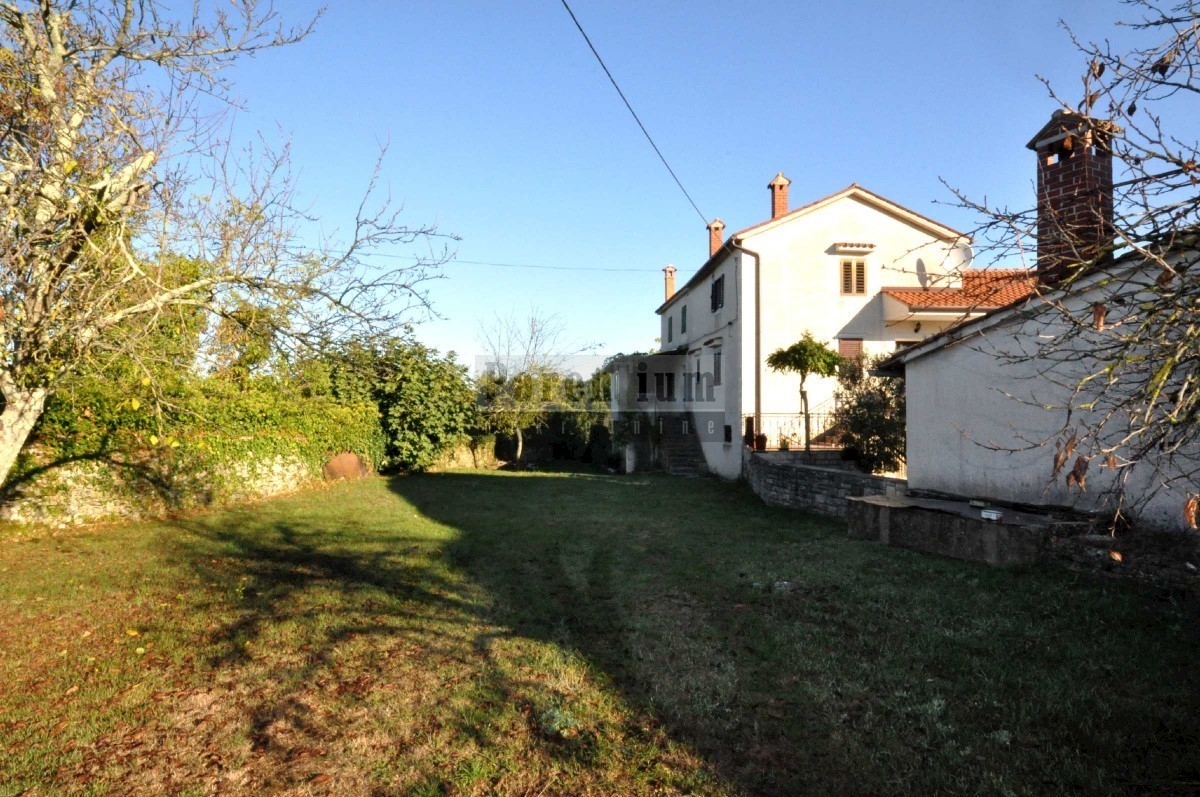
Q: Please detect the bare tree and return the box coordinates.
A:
[0,1,450,486]
[948,0,1200,524]
[476,311,588,464]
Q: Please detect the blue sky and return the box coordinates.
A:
[222,1,1134,369]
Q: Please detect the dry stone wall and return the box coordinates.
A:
[742,447,904,518]
[0,454,313,528]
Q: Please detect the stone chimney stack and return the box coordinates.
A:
[1026,110,1117,285]
[707,218,725,257]
[769,172,791,220]
[663,264,677,302]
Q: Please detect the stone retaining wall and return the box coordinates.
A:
[0,454,313,528]
[742,447,905,518]
[427,438,501,471]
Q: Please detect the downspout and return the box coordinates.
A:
[732,239,763,436]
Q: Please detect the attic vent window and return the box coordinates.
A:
[841,259,867,295]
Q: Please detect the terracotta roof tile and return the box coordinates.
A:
[883,269,1037,310]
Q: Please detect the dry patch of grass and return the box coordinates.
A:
[1,471,1198,796]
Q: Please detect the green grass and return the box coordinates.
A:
[1,471,1197,795]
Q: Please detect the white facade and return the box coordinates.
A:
[894,262,1198,532]
[652,184,976,479]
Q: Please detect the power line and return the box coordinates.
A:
[365,250,661,274]
[558,0,708,224]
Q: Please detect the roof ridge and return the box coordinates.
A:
[731,183,969,241]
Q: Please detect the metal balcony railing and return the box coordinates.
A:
[742,413,839,451]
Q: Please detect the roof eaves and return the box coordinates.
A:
[655,240,735,315]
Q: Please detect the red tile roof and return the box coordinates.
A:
[883,269,1037,310]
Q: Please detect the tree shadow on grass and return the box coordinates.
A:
[390,471,842,795]
[134,472,1200,796]
[152,487,724,795]
[389,471,1200,797]
[143,506,511,793]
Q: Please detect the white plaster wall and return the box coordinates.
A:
[659,253,739,351]
[656,253,746,478]
[905,270,1197,532]
[741,194,972,416]
[655,190,973,478]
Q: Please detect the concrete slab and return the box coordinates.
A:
[847,494,1091,567]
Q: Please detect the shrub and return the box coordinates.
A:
[18,370,385,510]
[321,339,480,472]
[832,355,905,474]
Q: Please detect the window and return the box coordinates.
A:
[710,275,725,312]
[840,259,867,295]
[712,350,722,386]
[838,338,863,359]
[667,316,673,343]
[637,372,648,401]
[681,306,687,334]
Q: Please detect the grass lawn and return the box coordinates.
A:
[1,471,1198,796]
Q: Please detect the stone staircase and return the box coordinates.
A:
[658,413,710,477]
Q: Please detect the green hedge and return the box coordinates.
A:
[14,372,385,510]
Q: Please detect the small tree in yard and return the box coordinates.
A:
[0,1,450,488]
[766,333,843,456]
[832,355,906,474]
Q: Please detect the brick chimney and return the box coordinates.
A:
[663,264,677,302]
[1026,110,1117,285]
[707,218,725,257]
[768,172,791,219]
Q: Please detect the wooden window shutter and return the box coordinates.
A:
[841,260,866,294]
[838,338,863,359]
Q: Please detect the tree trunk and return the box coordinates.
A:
[0,386,48,489]
[515,426,524,464]
[801,388,811,459]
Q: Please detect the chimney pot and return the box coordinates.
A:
[706,218,725,257]
[768,172,791,220]
[663,264,677,302]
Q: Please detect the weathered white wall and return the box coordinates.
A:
[904,269,1197,532]
[741,193,972,415]
[654,189,971,479]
